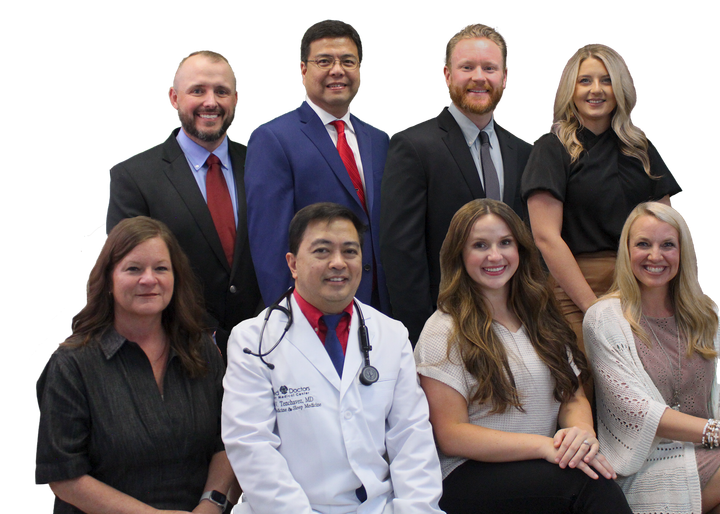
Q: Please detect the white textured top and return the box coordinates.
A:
[584,298,720,514]
[415,310,577,479]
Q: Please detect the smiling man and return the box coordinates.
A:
[107,51,261,360]
[244,20,390,317]
[222,202,443,514]
[380,24,533,344]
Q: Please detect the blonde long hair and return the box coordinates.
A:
[438,199,589,413]
[605,202,717,358]
[553,44,654,177]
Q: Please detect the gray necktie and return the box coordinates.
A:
[480,131,501,201]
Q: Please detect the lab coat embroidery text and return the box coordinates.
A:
[274,385,322,413]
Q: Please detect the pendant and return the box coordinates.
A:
[670,390,681,411]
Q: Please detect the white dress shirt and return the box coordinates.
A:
[305,96,367,193]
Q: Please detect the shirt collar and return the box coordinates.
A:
[293,289,354,331]
[304,96,355,134]
[99,327,127,359]
[99,327,178,362]
[448,103,496,148]
[176,128,231,170]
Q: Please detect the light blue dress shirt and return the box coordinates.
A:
[176,129,238,226]
[447,103,505,198]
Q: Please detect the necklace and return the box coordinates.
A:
[643,315,682,411]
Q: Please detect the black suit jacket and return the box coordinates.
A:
[106,129,261,358]
[380,108,532,343]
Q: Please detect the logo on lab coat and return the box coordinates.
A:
[273,385,321,412]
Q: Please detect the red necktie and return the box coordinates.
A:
[205,154,236,266]
[330,120,366,211]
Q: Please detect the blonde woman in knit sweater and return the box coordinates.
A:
[585,202,720,514]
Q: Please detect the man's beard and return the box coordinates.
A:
[449,82,503,116]
[179,108,235,143]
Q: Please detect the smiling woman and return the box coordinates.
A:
[415,199,632,514]
[584,202,720,513]
[571,58,617,135]
[521,44,682,375]
[461,213,519,298]
[628,215,680,295]
[111,237,174,330]
[35,217,239,514]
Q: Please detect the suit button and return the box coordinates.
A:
[229,285,237,294]
[363,264,371,272]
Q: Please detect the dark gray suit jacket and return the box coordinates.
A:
[380,108,532,343]
[107,128,261,358]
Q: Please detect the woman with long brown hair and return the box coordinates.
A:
[415,199,630,513]
[36,217,238,513]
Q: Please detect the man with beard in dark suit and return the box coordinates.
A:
[381,25,532,344]
[107,50,261,359]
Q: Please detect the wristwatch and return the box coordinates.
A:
[200,490,228,510]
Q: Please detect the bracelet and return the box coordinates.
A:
[702,419,720,449]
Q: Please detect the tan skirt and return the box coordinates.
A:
[548,251,616,401]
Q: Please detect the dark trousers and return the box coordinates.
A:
[439,459,631,514]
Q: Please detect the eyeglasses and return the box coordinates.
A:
[306,56,360,71]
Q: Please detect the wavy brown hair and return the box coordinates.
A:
[438,199,589,413]
[63,217,209,377]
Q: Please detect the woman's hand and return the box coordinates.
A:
[553,427,616,480]
[554,426,597,468]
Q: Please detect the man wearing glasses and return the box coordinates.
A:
[244,20,391,315]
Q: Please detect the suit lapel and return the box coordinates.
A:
[495,123,519,206]
[438,109,485,198]
[351,115,374,213]
[298,103,367,214]
[161,134,230,272]
[228,141,248,277]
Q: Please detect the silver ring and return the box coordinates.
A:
[582,440,591,446]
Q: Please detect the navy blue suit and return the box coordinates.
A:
[245,101,390,313]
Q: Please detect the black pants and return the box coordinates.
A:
[439,459,632,514]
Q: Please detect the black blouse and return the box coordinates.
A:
[36,329,224,513]
[521,128,681,254]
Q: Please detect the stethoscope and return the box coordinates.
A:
[243,287,379,385]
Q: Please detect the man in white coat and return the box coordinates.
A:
[222,202,444,514]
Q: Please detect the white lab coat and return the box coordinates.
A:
[222,296,444,514]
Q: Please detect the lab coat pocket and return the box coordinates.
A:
[358,378,396,428]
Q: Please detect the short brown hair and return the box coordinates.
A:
[445,24,507,69]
